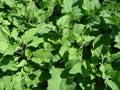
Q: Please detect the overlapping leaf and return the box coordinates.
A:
[0,0,120,90]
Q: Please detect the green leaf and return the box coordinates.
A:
[37,23,53,35]
[4,43,18,56]
[0,56,18,72]
[31,58,43,66]
[15,59,27,68]
[69,61,88,77]
[59,39,71,57]
[23,64,34,73]
[28,37,44,47]
[0,28,9,53]
[1,76,13,90]
[74,33,95,47]
[0,0,119,89]
[24,70,41,88]
[114,32,120,49]
[1,0,15,8]
[65,60,78,69]
[68,48,78,60]
[62,0,73,13]
[71,6,83,21]
[12,72,23,90]
[82,0,91,11]
[11,28,18,41]
[0,79,4,90]
[21,28,38,44]
[73,24,85,35]
[82,0,100,11]
[59,79,76,90]
[0,25,10,37]
[111,52,120,62]
[99,64,106,79]
[47,66,63,90]
[92,34,110,57]
[57,15,71,29]
[25,48,32,60]
[0,41,9,53]
[32,49,53,65]
[92,45,103,57]
[43,42,53,51]
[69,62,82,74]
[13,17,19,27]
[2,20,10,25]
[52,54,61,62]
[105,79,119,90]
[40,1,51,9]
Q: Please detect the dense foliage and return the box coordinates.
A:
[0,0,120,90]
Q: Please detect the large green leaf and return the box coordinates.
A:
[69,62,82,74]
[11,28,19,41]
[105,79,119,90]
[28,36,44,47]
[0,0,120,89]
[4,43,18,56]
[11,72,23,90]
[37,23,54,35]
[62,0,73,13]
[21,28,38,44]
[47,66,63,90]
[32,49,53,65]
[1,76,13,90]
[114,32,120,49]
[82,0,100,11]
[73,24,85,35]
[59,39,71,57]
[0,79,4,90]
[69,61,89,77]
[57,15,71,29]
[0,29,9,53]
